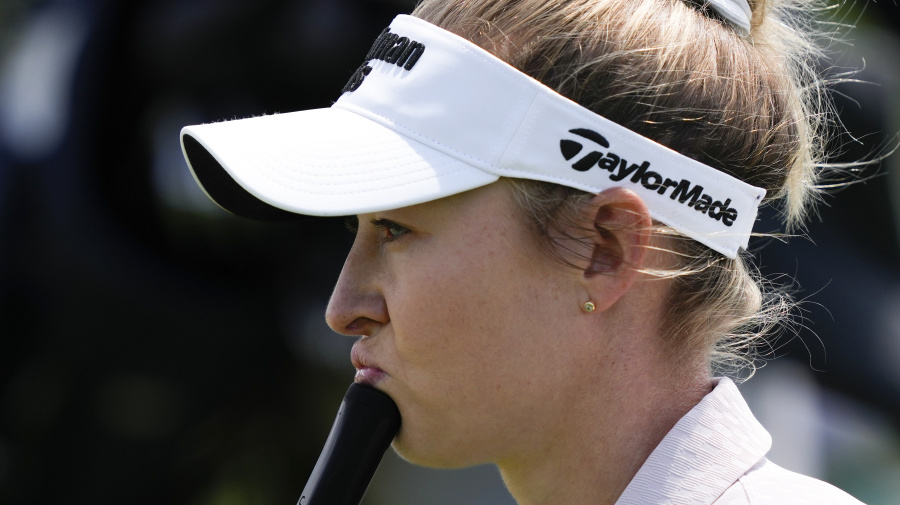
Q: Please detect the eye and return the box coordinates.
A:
[370,218,410,243]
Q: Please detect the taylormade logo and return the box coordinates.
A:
[560,128,738,226]
[342,28,426,93]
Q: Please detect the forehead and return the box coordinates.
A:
[369,181,519,225]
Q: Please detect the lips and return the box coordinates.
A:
[351,342,387,386]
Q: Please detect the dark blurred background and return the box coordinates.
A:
[0,1,898,504]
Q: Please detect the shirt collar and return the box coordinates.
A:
[615,377,772,505]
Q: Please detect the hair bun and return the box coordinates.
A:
[686,0,753,34]
[707,0,752,34]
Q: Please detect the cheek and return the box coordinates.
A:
[386,255,525,465]
[388,235,564,429]
[384,245,584,464]
[391,241,521,369]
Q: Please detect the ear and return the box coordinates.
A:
[579,187,652,312]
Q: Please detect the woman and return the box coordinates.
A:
[180,0,866,503]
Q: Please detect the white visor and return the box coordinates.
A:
[181,14,766,258]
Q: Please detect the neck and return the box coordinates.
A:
[497,360,712,505]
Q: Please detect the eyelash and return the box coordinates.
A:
[343,216,410,244]
[370,218,410,243]
[344,216,359,233]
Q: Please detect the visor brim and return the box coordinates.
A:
[180,107,500,220]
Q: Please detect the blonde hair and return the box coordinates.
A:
[412,0,833,375]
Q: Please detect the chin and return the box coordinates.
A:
[391,429,484,469]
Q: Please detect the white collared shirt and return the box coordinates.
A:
[615,377,865,504]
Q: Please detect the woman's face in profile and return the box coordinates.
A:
[326,182,595,467]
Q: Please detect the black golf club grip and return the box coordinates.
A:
[297,383,401,505]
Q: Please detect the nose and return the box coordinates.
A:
[325,238,390,337]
